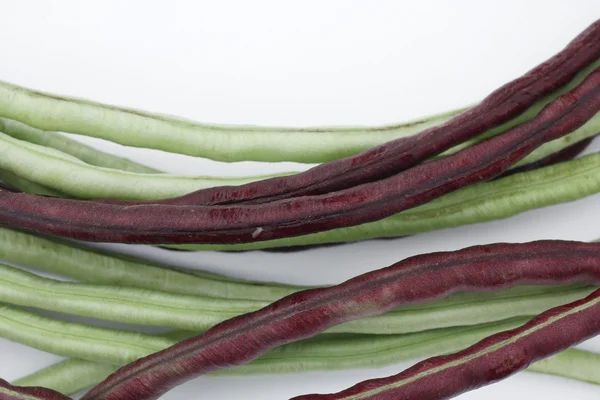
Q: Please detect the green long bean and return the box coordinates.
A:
[0,79,468,163]
[0,108,463,167]
[2,109,598,201]
[3,228,597,329]
[0,170,65,197]
[0,262,593,334]
[0,132,296,200]
[0,228,302,302]
[0,118,159,174]
[172,150,600,251]
[1,57,599,163]
[9,311,600,396]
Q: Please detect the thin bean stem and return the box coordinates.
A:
[0,261,592,334]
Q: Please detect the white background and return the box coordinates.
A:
[2,1,600,399]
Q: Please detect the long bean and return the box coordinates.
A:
[3,67,600,245]
[173,150,600,251]
[494,135,595,179]
[5,228,598,328]
[8,314,600,397]
[0,261,593,334]
[92,25,600,209]
[0,170,65,197]
[0,378,69,400]
[5,309,598,396]
[0,21,598,211]
[0,79,467,163]
[0,108,470,168]
[3,227,597,321]
[72,241,600,400]
[2,105,598,202]
[0,132,295,200]
[0,228,303,301]
[293,289,600,400]
[7,126,588,216]
[0,118,159,174]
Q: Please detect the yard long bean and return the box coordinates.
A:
[0,261,593,334]
[5,309,599,396]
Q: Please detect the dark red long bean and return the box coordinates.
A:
[494,135,596,179]
[1,67,599,245]
[292,288,600,400]
[260,136,597,253]
[0,378,70,400]
[103,19,600,207]
[81,241,600,400]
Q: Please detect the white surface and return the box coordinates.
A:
[2,1,600,399]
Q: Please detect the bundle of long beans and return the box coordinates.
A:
[1,18,600,400]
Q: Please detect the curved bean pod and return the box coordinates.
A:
[0,118,159,174]
[0,132,293,201]
[2,106,598,202]
[13,319,600,396]
[1,21,598,206]
[495,135,595,179]
[0,108,468,169]
[4,227,594,322]
[2,67,600,245]
[0,82,465,163]
[172,149,600,251]
[0,170,65,197]
[0,260,591,334]
[0,378,69,400]
[0,262,268,332]
[292,288,600,400]
[79,241,600,400]
[0,228,302,301]
[115,22,600,207]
